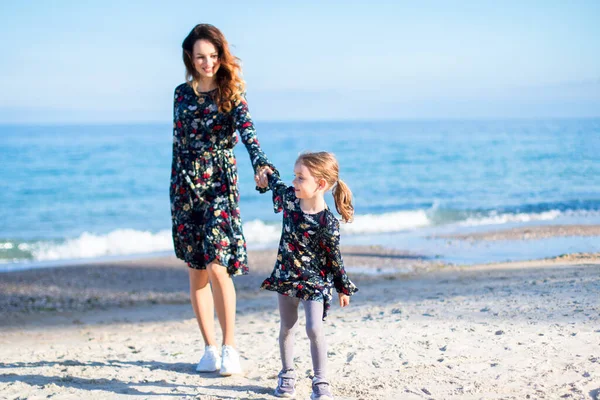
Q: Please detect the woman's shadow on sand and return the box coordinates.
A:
[0,359,273,399]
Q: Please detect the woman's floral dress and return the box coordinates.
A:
[260,173,358,320]
[170,82,274,276]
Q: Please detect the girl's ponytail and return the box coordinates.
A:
[332,178,354,223]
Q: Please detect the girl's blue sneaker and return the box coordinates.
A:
[274,369,296,398]
[310,377,333,400]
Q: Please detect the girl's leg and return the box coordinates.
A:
[278,294,300,371]
[206,261,237,346]
[188,268,216,345]
[302,300,327,381]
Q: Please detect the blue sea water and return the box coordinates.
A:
[1,119,599,269]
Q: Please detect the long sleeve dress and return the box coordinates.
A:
[260,173,358,320]
[170,83,275,276]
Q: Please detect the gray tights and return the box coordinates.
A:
[277,294,327,381]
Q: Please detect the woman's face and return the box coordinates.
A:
[192,39,220,80]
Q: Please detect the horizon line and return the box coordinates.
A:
[1,115,600,127]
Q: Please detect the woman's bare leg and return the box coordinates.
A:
[207,260,237,346]
[188,268,217,346]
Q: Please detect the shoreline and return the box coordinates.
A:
[3,223,600,274]
[433,223,600,241]
[1,243,598,325]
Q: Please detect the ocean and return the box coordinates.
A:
[1,119,599,270]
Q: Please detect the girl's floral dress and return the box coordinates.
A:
[170,82,274,276]
[260,174,358,320]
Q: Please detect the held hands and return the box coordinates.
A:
[254,166,274,189]
[339,293,350,308]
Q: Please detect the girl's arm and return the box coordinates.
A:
[324,218,358,296]
[265,169,290,214]
[233,93,277,193]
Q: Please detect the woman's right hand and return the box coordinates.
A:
[254,166,273,188]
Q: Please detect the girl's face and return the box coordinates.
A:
[293,162,322,199]
[192,39,220,80]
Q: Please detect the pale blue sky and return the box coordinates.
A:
[0,0,599,123]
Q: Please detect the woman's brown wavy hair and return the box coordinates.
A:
[182,24,245,113]
[296,152,354,223]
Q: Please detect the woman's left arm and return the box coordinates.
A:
[324,218,358,296]
[233,93,277,193]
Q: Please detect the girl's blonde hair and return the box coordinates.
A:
[296,152,354,223]
[182,24,245,113]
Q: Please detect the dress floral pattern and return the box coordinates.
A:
[260,174,358,320]
[170,82,274,276]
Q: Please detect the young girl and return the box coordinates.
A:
[258,152,358,400]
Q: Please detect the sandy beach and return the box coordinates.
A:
[1,236,600,399]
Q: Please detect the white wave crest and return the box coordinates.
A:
[8,207,597,264]
[30,229,174,261]
[459,210,563,227]
[17,211,432,262]
[0,242,14,250]
[23,221,282,262]
[342,210,431,234]
[242,220,282,245]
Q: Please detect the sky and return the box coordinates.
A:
[0,0,599,123]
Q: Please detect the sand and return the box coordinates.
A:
[1,246,600,399]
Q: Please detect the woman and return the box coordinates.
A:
[170,23,274,376]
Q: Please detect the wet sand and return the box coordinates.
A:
[434,224,600,241]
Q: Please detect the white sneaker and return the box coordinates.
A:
[195,345,221,372]
[219,345,243,376]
